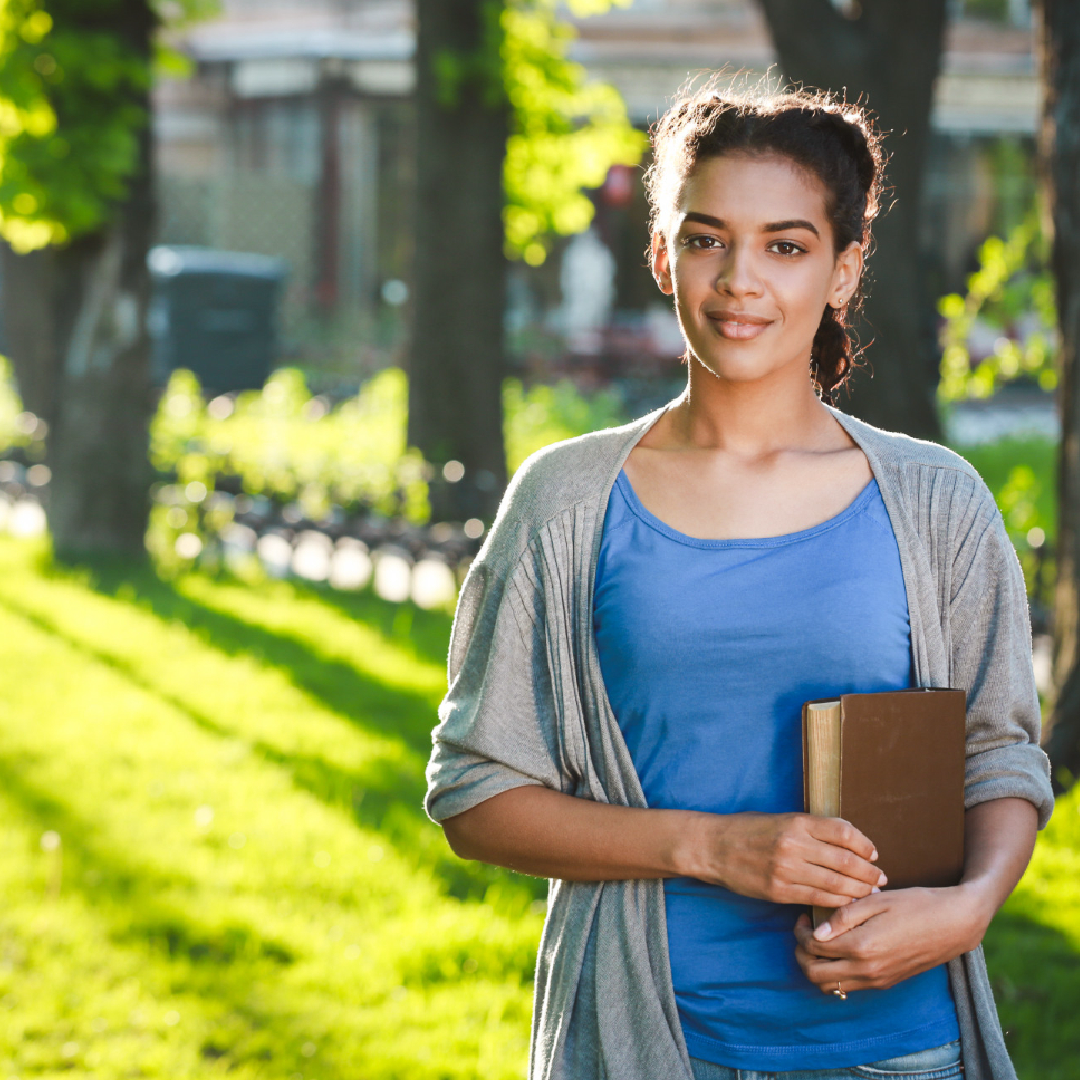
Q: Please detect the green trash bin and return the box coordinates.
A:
[149,245,288,393]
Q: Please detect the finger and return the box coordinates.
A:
[801,860,885,899]
[813,892,888,943]
[798,954,876,994]
[808,817,877,861]
[778,859,882,906]
[794,919,830,953]
[794,920,823,957]
[794,941,844,980]
[808,841,888,890]
[794,921,856,961]
[793,939,816,980]
[783,885,862,909]
[793,918,863,961]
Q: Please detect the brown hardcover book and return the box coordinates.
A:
[802,688,966,927]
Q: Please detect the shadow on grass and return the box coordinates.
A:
[0,753,341,1074]
[983,907,1080,1080]
[89,559,447,757]
[0,558,539,904]
[290,577,458,671]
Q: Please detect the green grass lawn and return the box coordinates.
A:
[0,536,1076,1078]
[0,538,541,1079]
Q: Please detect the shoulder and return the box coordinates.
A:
[830,408,996,519]
[477,409,664,570]
[499,411,662,525]
[831,407,981,480]
[830,408,1007,570]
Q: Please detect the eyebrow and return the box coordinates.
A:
[681,212,821,238]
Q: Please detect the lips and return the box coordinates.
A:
[708,311,773,341]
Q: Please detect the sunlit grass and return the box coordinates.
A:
[987,781,1080,1078]
[0,538,540,1079]
[0,535,1074,1078]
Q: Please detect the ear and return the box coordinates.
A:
[650,232,673,296]
[829,240,863,309]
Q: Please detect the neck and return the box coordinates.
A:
[671,356,832,455]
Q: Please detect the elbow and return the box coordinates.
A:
[441,814,483,861]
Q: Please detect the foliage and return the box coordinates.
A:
[140,366,628,557]
[0,0,214,252]
[503,375,625,468]
[938,215,1058,402]
[151,367,432,528]
[954,437,1056,545]
[0,0,642,264]
[434,0,645,266]
[952,437,1056,605]
[0,537,542,1078]
[500,0,645,265]
[0,355,22,442]
[3,359,628,555]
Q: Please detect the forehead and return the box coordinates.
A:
[675,152,829,225]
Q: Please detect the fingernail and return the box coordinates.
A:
[877,872,887,886]
[871,886,881,894]
[870,849,878,861]
[813,922,833,941]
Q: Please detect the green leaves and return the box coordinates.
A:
[0,0,216,251]
[0,0,140,248]
[145,365,628,540]
[502,0,644,264]
[2,0,636,262]
[429,0,645,263]
[937,213,1057,402]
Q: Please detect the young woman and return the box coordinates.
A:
[425,83,1053,1080]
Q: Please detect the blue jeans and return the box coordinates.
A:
[689,1040,962,1080]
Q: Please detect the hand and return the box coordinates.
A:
[793,884,990,994]
[690,812,886,907]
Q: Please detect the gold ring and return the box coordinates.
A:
[832,981,847,1000]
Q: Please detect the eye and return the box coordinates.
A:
[768,240,806,256]
[682,233,723,251]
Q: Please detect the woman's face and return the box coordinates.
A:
[651,151,862,388]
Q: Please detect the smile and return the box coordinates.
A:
[708,313,773,341]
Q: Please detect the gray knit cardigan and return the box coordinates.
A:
[425,405,1054,1080]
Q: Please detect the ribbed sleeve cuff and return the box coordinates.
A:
[425,753,546,823]
[964,743,1054,829]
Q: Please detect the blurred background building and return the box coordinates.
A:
[155,0,1042,393]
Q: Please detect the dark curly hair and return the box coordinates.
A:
[643,79,887,402]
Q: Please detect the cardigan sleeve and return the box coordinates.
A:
[424,546,566,823]
[949,491,1054,828]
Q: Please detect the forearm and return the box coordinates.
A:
[440,784,695,881]
[957,796,1039,938]
[442,785,885,906]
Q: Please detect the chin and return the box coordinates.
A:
[688,348,785,385]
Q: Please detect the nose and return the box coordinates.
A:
[716,242,763,299]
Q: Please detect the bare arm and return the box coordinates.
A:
[442,784,886,907]
[794,797,1039,992]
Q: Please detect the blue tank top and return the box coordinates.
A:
[593,470,960,1071]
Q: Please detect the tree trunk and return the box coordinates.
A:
[409,0,509,521]
[1042,0,1080,787]
[0,0,155,558]
[758,0,947,440]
